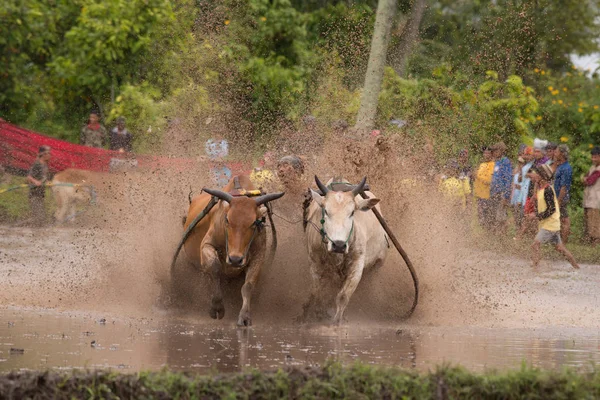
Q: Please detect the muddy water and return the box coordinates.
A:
[1,308,599,373]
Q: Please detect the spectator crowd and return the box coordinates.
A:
[439,139,599,268]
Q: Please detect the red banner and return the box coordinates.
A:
[0,118,248,175]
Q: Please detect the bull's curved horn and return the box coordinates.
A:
[352,176,367,196]
[202,188,233,203]
[315,175,329,195]
[255,192,285,206]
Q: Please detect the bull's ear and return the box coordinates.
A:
[310,189,324,207]
[356,197,380,211]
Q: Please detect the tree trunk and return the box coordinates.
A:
[353,0,397,137]
[391,0,427,78]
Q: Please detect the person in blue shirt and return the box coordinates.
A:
[489,141,513,233]
[205,135,231,188]
[553,144,573,243]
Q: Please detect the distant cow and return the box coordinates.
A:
[183,175,284,326]
[51,169,97,223]
[302,176,388,324]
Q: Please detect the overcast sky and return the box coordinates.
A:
[571,53,600,72]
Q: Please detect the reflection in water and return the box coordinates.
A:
[0,308,599,373]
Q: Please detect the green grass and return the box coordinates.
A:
[1,362,599,399]
[0,176,55,223]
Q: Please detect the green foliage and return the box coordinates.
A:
[378,67,539,159]
[218,0,318,131]
[419,0,600,79]
[306,2,375,88]
[49,0,177,110]
[1,0,191,149]
[2,363,600,399]
[0,0,81,121]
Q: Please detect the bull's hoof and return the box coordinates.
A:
[209,301,225,320]
[237,312,252,327]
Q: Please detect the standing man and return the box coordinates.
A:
[473,146,495,228]
[489,142,513,233]
[583,146,600,245]
[80,110,108,148]
[109,116,133,152]
[532,142,549,167]
[553,144,573,243]
[26,146,51,226]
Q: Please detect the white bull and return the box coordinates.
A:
[302,176,388,324]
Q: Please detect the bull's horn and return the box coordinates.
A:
[352,176,367,196]
[315,175,329,194]
[202,188,233,203]
[255,192,285,206]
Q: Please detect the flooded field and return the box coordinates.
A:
[1,190,599,377]
[1,308,599,373]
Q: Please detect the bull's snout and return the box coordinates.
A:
[228,255,244,267]
[331,240,347,254]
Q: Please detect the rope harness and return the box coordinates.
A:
[170,179,279,274]
[296,178,419,319]
[319,206,354,246]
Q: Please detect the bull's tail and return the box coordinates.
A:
[188,185,193,204]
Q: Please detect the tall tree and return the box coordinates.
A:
[390,0,426,77]
[354,0,397,135]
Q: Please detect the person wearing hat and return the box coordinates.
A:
[532,140,549,167]
[526,164,579,270]
[109,116,133,152]
[552,144,573,242]
[583,146,600,245]
[80,110,108,148]
[489,141,513,232]
[26,146,51,226]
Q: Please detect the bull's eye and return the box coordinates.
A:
[323,208,328,217]
[350,210,355,217]
[224,215,229,225]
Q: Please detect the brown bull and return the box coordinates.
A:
[183,175,284,326]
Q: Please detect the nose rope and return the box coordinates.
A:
[319,207,354,246]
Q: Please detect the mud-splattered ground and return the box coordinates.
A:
[1,222,597,329]
[0,143,599,372]
[0,222,599,373]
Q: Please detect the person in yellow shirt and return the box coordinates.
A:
[250,152,277,192]
[473,146,495,228]
[526,164,579,270]
[439,159,471,211]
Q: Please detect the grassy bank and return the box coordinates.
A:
[0,176,56,224]
[1,363,600,399]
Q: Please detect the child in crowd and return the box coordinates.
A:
[439,159,471,211]
[526,164,579,270]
